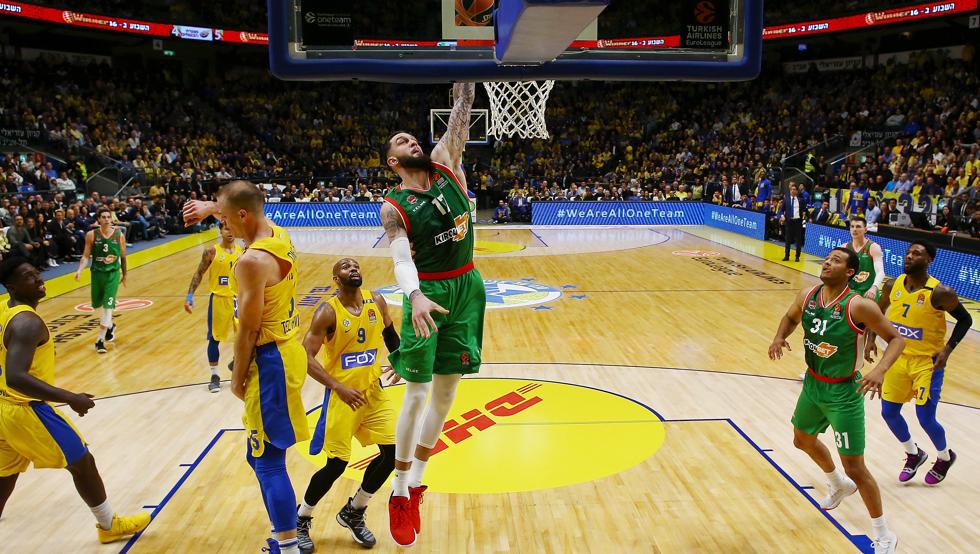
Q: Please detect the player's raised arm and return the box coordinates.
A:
[768,286,809,360]
[183,199,220,226]
[185,247,216,313]
[431,82,475,177]
[851,297,905,399]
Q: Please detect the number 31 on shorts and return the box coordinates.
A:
[834,431,850,449]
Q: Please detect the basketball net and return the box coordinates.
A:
[483,80,556,140]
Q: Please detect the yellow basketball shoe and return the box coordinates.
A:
[97,512,151,543]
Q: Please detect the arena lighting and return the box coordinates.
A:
[0,0,976,46]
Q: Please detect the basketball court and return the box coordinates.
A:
[3,224,978,552]
[3,1,978,552]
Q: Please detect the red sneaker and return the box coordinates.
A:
[388,494,416,547]
[408,485,427,534]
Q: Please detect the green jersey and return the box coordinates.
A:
[384,162,474,277]
[848,240,877,295]
[92,227,122,273]
[802,285,865,380]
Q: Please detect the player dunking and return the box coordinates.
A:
[296,258,401,552]
[866,242,972,484]
[184,223,243,393]
[0,257,149,543]
[183,182,309,554]
[75,207,126,354]
[380,82,486,547]
[769,247,904,554]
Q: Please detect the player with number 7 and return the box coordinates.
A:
[768,247,905,554]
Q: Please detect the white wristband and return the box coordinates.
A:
[390,237,420,298]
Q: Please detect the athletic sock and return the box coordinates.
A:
[871,515,888,538]
[91,499,114,529]
[278,537,300,554]
[937,448,951,461]
[210,365,219,377]
[98,327,108,341]
[408,459,427,488]
[392,468,410,498]
[298,501,315,518]
[825,468,847,488]
[901,438,918,455]
[352,488,372,510]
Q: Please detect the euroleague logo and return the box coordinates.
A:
[74,298,153,312]
[672,249,721,257]
[298,378,666,493]
[694,1,717,24]
[377,279,562,310]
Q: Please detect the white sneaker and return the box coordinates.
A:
[819,477,857,510]
[873,529,898,554]
[47,259,58,267]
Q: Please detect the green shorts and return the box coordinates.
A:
[390,268,485,383]
[90,271,120,310]
[791,373,866,456]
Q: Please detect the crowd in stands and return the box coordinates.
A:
[3,44,978,247]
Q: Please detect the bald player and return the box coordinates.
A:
[184,182,309,554]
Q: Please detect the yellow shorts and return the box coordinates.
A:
[0,401,88,477]
[308,385,395,461]
[243,339,310,458]
[207,293,238,343]
[882,355,944,405]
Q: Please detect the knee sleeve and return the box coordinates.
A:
[250,443,297,533]
[915,399,947,451]
[303,457,348,506]
[880,400,911,443]
[418,374,461,449]
[395,381,430,462]
[361,444,396,494]
[207,338,220,364]
[100,308,113,327]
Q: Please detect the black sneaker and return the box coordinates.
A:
[95,340,107,354]
[105,324,116,342]
[208,374,220,393]
[337,497,376,548]
[925,450,956,485]
[296,512,315,553]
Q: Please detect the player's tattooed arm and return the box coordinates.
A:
[433,82,475,173]
[381,202,408,242]
[303,303,367,409]
[188,247,216,295]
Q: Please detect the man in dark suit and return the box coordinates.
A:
[811,200,831,225]
[776,184,808,262]
[45,208,77,262]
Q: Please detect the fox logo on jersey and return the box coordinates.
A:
[804,338,839,358]
[892,322,923,340]
[341,349,378,370]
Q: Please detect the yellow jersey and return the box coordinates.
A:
[321,290,385,391]
[209,242,243,297]
[886,274,947,357]
[250,225,301,346]
[0,305,55,405]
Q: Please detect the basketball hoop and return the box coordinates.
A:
[483,80,556,140]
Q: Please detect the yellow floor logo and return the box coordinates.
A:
[298,378,665,493]
[474,240,524,254]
